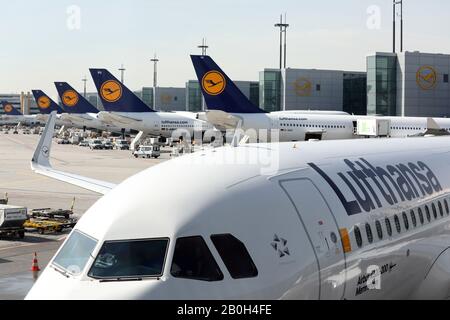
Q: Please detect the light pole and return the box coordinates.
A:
[198,38,209,111]
[150,55,159,110]
[393,0,404,53]
[198,38,209,56]
[119,64,126,83]
[275,14,289,69]
[82,76,87,98]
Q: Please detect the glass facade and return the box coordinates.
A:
[186,81,203,112]
[343,73,367,115]
[142,87,154,108]
[259,70,281,112]
[249,82,260,108]
[367,54,397,116]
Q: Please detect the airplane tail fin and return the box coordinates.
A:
[54,82,99,114]
[190,55,266,114]
[89,68,154,113]
[1,101,22,116]
[31,90,65,114]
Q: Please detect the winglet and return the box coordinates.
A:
[32,111,57,170]
[30,111,116,195]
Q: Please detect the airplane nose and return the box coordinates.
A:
[26,268,167,300]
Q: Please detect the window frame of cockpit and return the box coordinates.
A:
[87,237,170,281]
[51,230,99,278]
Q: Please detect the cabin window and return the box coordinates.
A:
[375,221,383,240]
[425,205,431,223]
[211,234,258,279]
[88,238,169,279]
[402,212,410,231]
[53,230,98,276]
[432,203,438,219]
[171,236,224,282]
[394,215,402,234]
[438,201,444,218]
[354,226,363,248]
[365,223,374,244]
[410,210,417,228]
[445,199,450,215]
[385,218,393,237]
[418,207,425,225]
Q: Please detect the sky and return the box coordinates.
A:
[1,0,449,98]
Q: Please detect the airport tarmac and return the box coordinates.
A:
[0,133,168,299]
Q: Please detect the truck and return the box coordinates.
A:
[89,139,104,150]
[0,205,27,239]
[133,145,161,159]
[114,139,130,150]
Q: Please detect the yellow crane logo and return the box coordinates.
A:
[294,78,312,97]
[202,71,226,96]
[416,66,437,90]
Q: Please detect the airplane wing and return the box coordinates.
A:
[31,112,116,195]
[60,114,93,123]
[98,112,143,126]
[206,110,240,130]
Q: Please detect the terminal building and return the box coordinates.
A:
[260,69,367,115]
[367,51,450,117]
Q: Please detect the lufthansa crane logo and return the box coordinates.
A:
[416,66,437,90]
[100,80,123,103]
[42,146,50,158]
[294,78,312,96]
[4,104,13,113]
[38,96,51,109]
[62,90,79,107]
[202,71,226,96]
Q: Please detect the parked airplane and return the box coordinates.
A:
[26,112,450,300]
[1,101,39,125]
[54,82,127,134]
[191,55,450,141]
[89,68,217,141]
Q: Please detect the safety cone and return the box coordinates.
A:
[31,252,41,272]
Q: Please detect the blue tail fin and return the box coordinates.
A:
[190,55,266,114]
[54,82,99,114]
[1,101,22,116]
[31,90,65,114]
[89,68,154,113]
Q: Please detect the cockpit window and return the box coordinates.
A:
[211,234,258,279]
[53,230,98,276]
[171,236,224,282]
[88,238,169,279]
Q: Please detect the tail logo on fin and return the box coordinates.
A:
[62,90,79,107]
[4,104,13,113]
[100,80,122,103]
[38,96,51,109]
[202,71,226,96]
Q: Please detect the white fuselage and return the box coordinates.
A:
[217,112,450,142]
[27,136,450,300]
[98,111,216,139]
